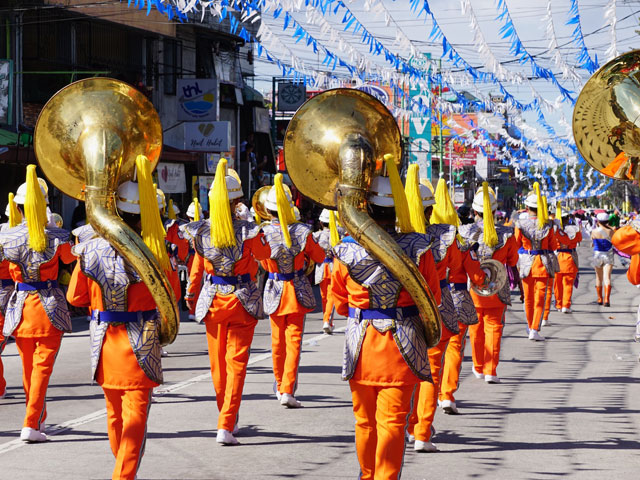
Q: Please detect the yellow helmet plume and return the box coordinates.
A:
[431,178,459,228]
[274,173,296,248]
[404,164,426,234]
[193,197,201,221]
[167,199,176,220]
[136,155,171,272]
[533,182,545,229]
[541,195,549,224]
[383,154,413,233]
[8,192,22,228]
[556,201,563,229]
[329,210,340,247]
[24,165,48,252]
[482,182,498,248]
[208,158,236,248]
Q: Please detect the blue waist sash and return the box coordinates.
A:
[323,258,333,264]
[557,248,574,254]
[207,273,251,285]
[518,248,550,255]
[593,239,612,252]
[439,279,449,290]
[348,305,420,320]
[268,269,305,281]
[1,279,14,288]
[92,309,157,323]
[16,280,58,291]
[451,282,468,291]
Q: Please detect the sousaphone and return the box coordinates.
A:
[34,78,179,345]
[472,259,508,297]
[284,88,441,347]
[573,50,640,181]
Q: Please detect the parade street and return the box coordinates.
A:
[1,241,639,480]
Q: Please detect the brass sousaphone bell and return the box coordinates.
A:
[34,78,179,346]
[573,50,640,181]
[472,258,508,297]
[284,88,441,348]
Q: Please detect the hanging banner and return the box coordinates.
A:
[0,60,13,125]
[157,162,186,193]
[184,122,230,152]
[177,79,217,121]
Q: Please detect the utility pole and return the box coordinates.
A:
[271,77,277,147]
[438,58,444,178]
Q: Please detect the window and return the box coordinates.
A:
[163,39,181,95]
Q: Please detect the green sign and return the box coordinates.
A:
[408,54,432,181]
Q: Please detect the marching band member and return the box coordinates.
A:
[515,183,558,341]
[67,156,181,479]
[554,204,582,313]
[443,183,518,396]
[592,212,615,307]
[0,194,21,399]
[0,166,76,442]
[410,178,485,444]
[612,217,640,283]
[314,208,341,334]
[183,159,271,445]
[330,158,440,480]
[540,196,556,327]
[261,174,325,408]
[183,199,204,321]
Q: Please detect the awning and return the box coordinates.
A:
[0,128,32,147]
[242,84,264,105]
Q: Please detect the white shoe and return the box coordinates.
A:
[20,427,47,443]
[216,429,239,445]
[441,399,459,414]
[541,319,549,327]
[322,322,333,334]
[280,393,302,408]
[562,307,572,314]
[414,440,438,452]
[529,329,545,341]
[485,375,500,384]
[161,349,169,357]
[472,368,484,379]
[406,432,415,443]
[273,381,281,401]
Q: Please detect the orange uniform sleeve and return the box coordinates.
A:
[419,251,441,305]
[58,241,77,264]
[627,254,640,285]
[505,235,519,267]
[187,252,205,299]
[166,267,182,301]
[305,233,327,264]
[329,260,350,317]
[247,232,271,261]
[514,227,524,249]
[612,225,640,255]
[461,249,486,287]
[66,262,91,308]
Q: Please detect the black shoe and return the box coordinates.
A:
[597,300,603,305]
[604,302,610,307]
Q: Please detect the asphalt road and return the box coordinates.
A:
[1,242,639,479]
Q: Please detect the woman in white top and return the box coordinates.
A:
[591,212,615,306]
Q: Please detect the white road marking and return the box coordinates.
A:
[0,325,345,454]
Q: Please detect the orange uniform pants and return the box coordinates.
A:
[350,381,415,480]
[439,324,469,403]
[408,326,455,442]
[522,276,550,332]
[554,273,577,309]
[543,278,554,321]
[14,334,62,429]
[469,306,506,377]
[103,387,152,480]
[319,278,335,326]
[204,310,257,431]
[270,313,305,395]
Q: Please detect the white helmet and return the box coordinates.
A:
[211,175,243,201]
[4,203,10,217]
[156,188,166,211]
[186,201,203,220]
[472,189,497,213]
[14,178,49,205]
[596,212,610,222]
[369,176,394,207]
[293,206,301,221]
[265,185,293,212]
[524,193,538,209]
[116,181,142,214]
[171,203,180,216]
[319,208,331,223]
[420,184,435,207]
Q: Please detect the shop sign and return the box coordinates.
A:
[177,79,217,121]
[184,121,230,152]
[157,162,186,193]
